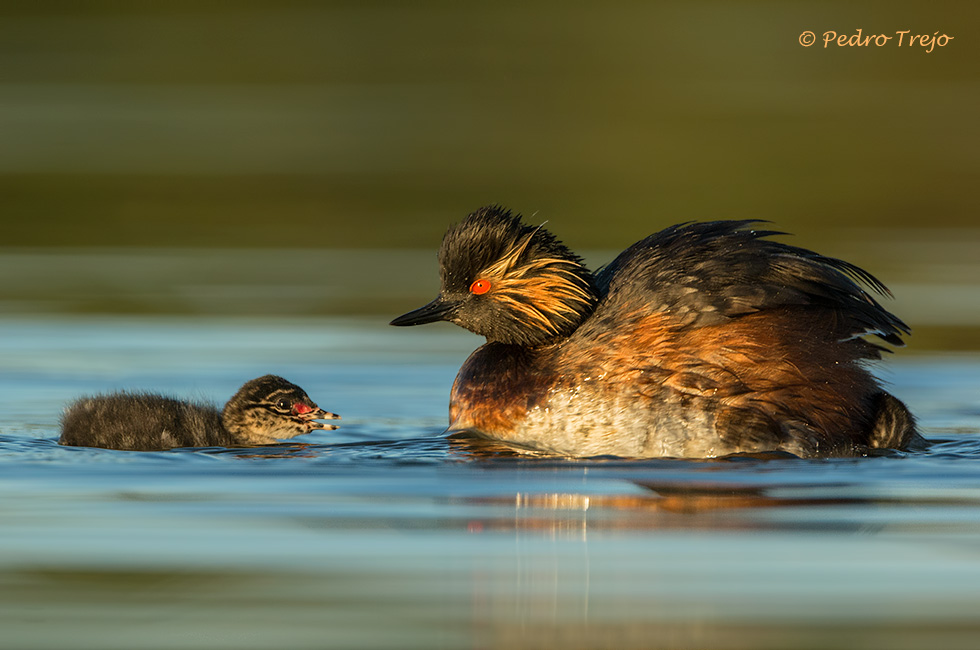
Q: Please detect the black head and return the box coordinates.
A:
[221,375,340,444]
[391,205,599,346]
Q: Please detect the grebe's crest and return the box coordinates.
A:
[394,205,598,346]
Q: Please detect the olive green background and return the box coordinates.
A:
[1,2,977,346]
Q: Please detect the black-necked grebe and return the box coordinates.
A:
[59,375,340,451]
[391,205,921,458]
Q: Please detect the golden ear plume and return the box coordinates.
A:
[477,227,595,336]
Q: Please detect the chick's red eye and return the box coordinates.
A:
[469,279,491,295]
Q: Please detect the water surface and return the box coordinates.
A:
[2,316,979,649]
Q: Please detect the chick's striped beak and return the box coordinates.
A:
[293,402,341,430]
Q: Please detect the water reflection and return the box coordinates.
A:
[458,482,980,538]
[2,317,980,649]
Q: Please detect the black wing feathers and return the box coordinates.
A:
[594,220,908,345]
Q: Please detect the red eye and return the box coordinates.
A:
[470,279,491,295]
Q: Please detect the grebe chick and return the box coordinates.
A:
[391,205,922,459]
[59,375,340,451]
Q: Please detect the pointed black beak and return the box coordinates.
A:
[390,296,459,327]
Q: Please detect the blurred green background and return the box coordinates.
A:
[1,1,978,346]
